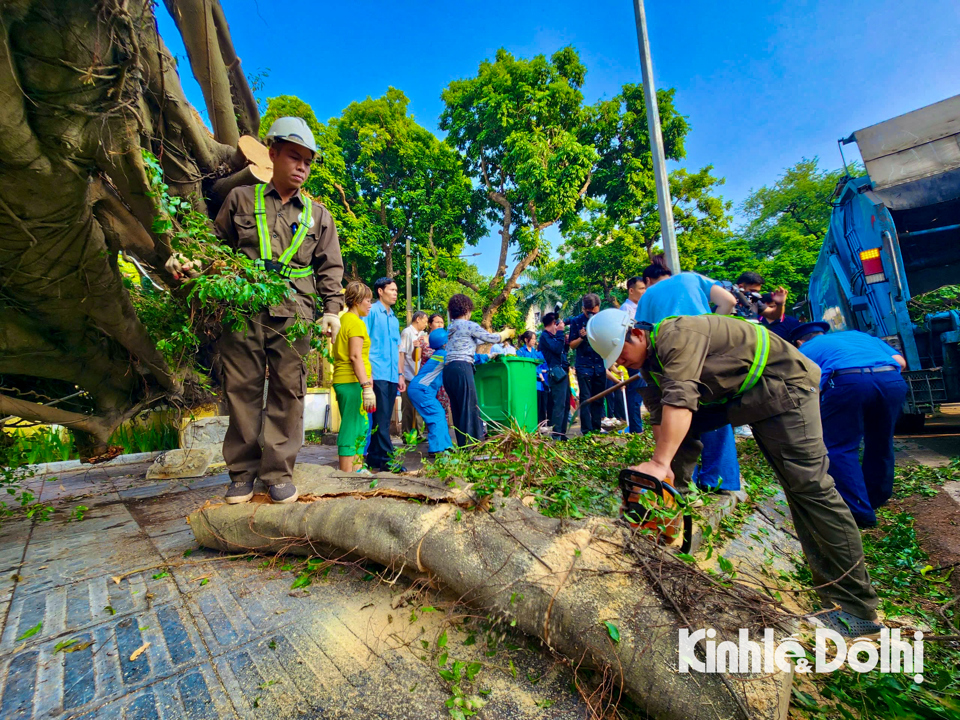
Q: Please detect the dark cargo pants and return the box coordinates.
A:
[219,310,310,487]
[669,384,880,620]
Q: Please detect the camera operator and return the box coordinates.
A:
[726,272,801,339]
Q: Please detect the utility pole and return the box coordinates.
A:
[632,0,679,274]
[405,236,412,325]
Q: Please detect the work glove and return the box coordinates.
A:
[362,385,376,412]
[499,327,516,340]
[164,253,199,280]
[321,312,341,338]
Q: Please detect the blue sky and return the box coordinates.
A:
[157,0,960,276]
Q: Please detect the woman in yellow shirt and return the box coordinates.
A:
[332,281,376,471]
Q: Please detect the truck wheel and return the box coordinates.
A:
[895,412,926,435]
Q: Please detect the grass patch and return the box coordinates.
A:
[3,420,179,466]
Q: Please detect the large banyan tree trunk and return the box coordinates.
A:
[0,0,261,457]
[189,465,795,720]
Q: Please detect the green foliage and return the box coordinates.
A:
[603,621,620,644]
[736,158,853,300]
[427,428,654,519]
[440,47,600,320]
[909,285,960,326]
[517,261,564,318]
[585,83,689,229]
[0,447,53,526]
[134,150,295,370]
[4,419,179,466]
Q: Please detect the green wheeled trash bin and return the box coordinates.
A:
[474,355,540,433]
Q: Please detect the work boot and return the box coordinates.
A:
[268,483,299,504]
[225,480,255,504]
[807,610,884,639]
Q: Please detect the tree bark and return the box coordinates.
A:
[0,0,259,454]
[189,465,792,720]
[209,0,260,136]
[162,0,240,146]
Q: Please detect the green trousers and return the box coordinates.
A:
[670,385,880,620]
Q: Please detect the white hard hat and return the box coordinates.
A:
[587,308,636,369]
[264,116,317,155]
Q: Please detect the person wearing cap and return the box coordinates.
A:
[407,328,453,457]
[790,322,908,528]
[585,309,883,638]
[170,116,344,505]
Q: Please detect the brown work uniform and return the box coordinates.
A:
[214,183,344,487]
[639,315,879,620]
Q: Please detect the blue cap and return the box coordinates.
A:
[429,328,448,350]
[788,321,830,343]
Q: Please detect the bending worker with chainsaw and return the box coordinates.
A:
[172,117,344,505]
[586,310,882,638]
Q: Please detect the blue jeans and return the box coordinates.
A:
[820,371,908,526]
[693,425,740,491]
[625,369,645,434]
[407,382,452,454]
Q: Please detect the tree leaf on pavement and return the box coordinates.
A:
[63,641,93,653]
[16,622,41,642]
[129,641,150,661]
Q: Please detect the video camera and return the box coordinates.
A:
[721,282,773,320]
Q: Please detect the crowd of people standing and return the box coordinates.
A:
[330,279,515,472]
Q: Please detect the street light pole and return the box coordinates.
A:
[632,0,680,274]
[405,235,412,325]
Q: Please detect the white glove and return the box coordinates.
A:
[362,385,376,412]
[164,253,199,280]
[321,312,341,338]
[499,327,516,340]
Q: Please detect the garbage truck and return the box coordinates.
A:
[807,94,960,431]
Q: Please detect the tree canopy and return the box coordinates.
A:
[737,158,847,299]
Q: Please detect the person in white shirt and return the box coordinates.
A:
[620,275,644,321]
[399,311,428,437]
[620,275,646,433]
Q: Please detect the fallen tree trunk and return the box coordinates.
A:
[189,465,793,720]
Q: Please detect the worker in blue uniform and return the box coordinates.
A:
[790,322,908,528]
[635,256,741,492]
[407,329,453,457]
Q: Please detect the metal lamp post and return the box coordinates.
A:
[632,0,680,274]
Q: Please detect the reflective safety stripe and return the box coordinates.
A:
[252,184,314,278]
[736,322,769,396]
[647,317,770,401]
[253,184,272,260]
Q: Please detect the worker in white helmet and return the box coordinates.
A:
[585,309,883,639]
[170,116,344,505]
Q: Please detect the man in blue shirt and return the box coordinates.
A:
[635,272,735,324]
[634,263,740,492]
[567,294,607,435]
[364,277,404,471]
[538,313,569,440]
[791,322,908,528]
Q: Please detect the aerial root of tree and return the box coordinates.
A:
[0,0,265,457]
[189,465,794,720]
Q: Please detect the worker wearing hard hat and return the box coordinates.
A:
[170,117,344,505]
[586,309,882,638]
[790,322,908,528]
